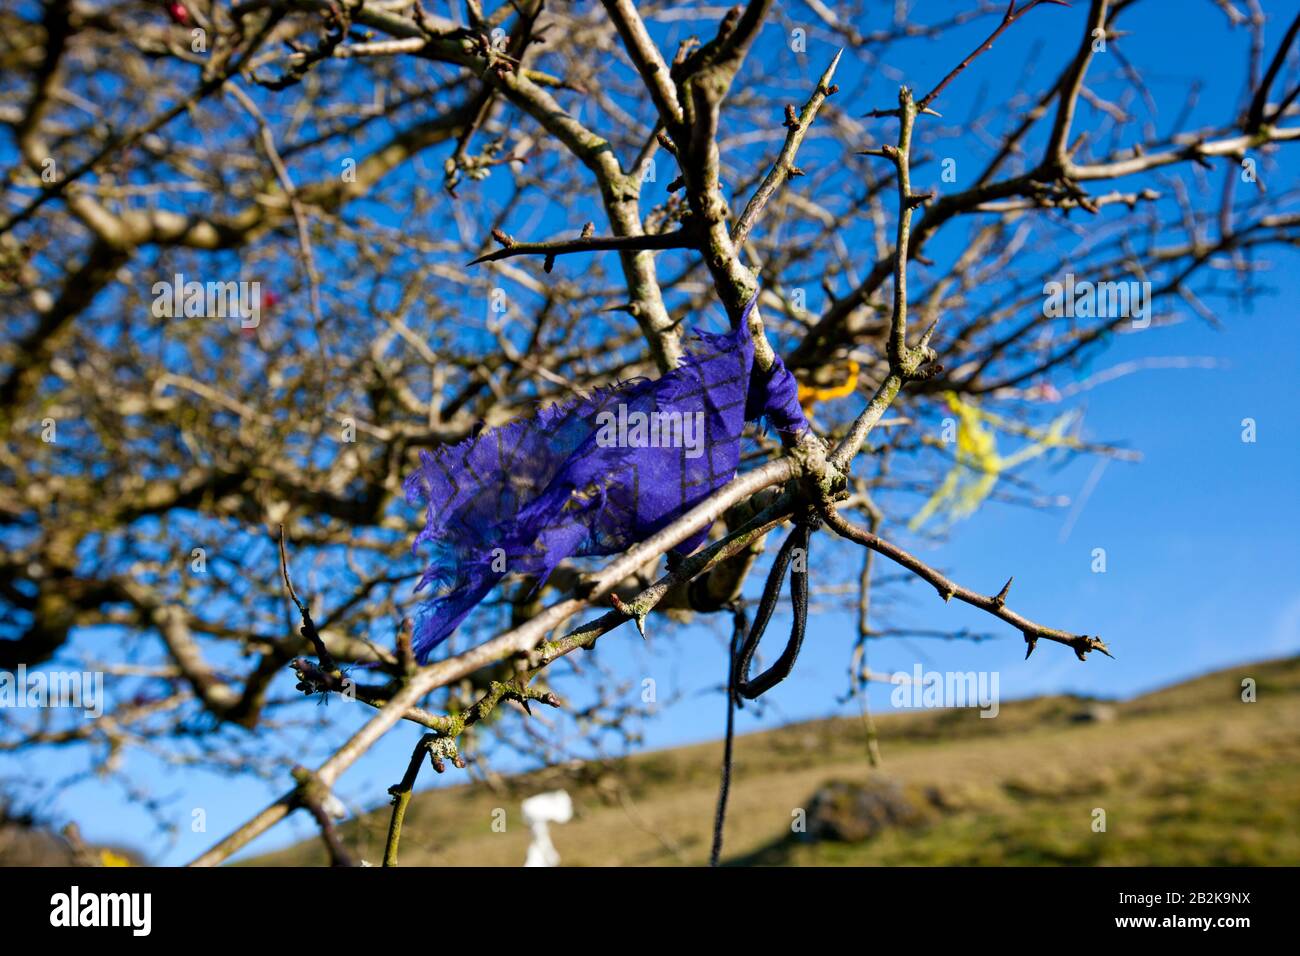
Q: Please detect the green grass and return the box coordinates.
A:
[250,655,1300,867]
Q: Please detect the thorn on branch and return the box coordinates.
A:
[610,592,648,638]
[1074,635,1114,661]
[858,144,899,163]
[496,680,562,716]
[917,317,940,354]
[993,576,1013,608]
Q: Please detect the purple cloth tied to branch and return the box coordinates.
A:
[403,298,808,661]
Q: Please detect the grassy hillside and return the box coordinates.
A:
[251,655,1300,867]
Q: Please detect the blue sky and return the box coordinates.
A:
[5,0,1298,865]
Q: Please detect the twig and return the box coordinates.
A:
[384,733,435,866]
[599,0,684,127]
[1245,12,1300,130]
[816,500,1112,662]
[468,226,698,265]
[917,0,1070,113]
[278,525,336,674]
[228,82,326,333]
[732,50,843,247]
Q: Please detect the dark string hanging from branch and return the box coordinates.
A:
[710,512,818,866]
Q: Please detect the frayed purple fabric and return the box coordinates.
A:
[403,298,808,661]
